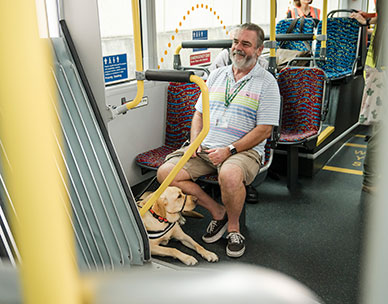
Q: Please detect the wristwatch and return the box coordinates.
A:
[365,18,371,26]
[228,144,237,155]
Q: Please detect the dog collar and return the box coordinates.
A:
[149,208,170,223]
[149,194,188,223]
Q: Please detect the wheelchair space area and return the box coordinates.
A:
[150,130,372,304]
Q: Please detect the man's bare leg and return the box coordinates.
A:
[218,163,246,233]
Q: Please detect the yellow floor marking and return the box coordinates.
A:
[355,134,366,138]
[317,126,335,146]
[345,143,367,148]
[322,165,363,175]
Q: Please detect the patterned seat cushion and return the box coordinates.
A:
[276,18,315,51]
[277,67,325,144]
[135,145,177,170]
[315,17,360,80]
[279,129,319,142]
[135,82,201,170]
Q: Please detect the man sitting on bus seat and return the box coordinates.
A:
[157,23,281,258]
[209,27,269,204]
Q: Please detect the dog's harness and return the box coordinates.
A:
[147,222,176,239]
[138,194,188,239]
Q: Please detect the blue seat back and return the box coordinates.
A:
[315,17,361,80]
[276,18,315,51]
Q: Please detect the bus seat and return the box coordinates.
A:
[315,17,361,80]
[135,82,201,172]
[275,18,316,52]
[278,67,326,143]
[277,66,326,191]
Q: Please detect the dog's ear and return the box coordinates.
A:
[137,192,153,207]
[152,197,167,218]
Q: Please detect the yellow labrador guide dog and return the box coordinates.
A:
[138,186,218,265]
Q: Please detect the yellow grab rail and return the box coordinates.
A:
[124,0,144,110]
[140,75,209,216]
[175,44,183,55]
[0,1,81,303]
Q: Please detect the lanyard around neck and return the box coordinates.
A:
[225,77,250,107]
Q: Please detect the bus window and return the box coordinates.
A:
[367,0,376,13]
[251,0,341,29]
[35,0,60,38]
[155,0,241,70]
[97,0,136,85]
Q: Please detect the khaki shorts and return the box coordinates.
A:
[164,145,262,185]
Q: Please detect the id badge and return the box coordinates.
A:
[215,116,229,128]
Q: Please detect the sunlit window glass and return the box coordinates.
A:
[155,0,241,70]
[97,0,136,84]
[251,0,340,34]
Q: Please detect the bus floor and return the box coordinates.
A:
[152,132,373,304]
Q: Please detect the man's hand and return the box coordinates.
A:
[191,146,202,158]
[205,147,231,166]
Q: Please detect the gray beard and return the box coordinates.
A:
[230,52,257,70]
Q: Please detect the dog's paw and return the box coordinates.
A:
[182,255,198,266]
[203,251,219,263]
[178,214,186,225]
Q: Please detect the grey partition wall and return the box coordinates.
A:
[51,37,149,270]
[0,171,19,267]
[0,37,149,271]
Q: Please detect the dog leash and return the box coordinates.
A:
[179,194,187,212]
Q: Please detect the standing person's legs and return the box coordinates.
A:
[363,123,381,193]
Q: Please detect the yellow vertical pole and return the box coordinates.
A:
[270,0,276,57]
[0,1,81,303]
[125,0,144,110]
[268,0,277,75]
[321,0,328,57]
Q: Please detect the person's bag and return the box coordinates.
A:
[276,48,310,69]
[276,16,311,70]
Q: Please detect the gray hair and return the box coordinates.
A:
[236,23,265,48]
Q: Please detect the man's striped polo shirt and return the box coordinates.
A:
[195,63,280,160]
